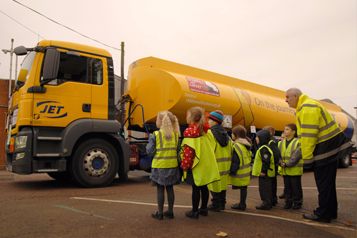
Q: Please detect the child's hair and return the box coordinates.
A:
[156,111,180,140]
[262,125,275,137]
[186,107,205,135]
[285,123,297,137]
[232,125,247,139]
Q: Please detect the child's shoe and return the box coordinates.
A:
[163,211,174,219]
[151,211,163,220]
[185,210,199,219]
[199,208,208,216]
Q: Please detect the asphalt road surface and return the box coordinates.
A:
[0,164,356,238]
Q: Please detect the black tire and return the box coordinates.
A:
[70,138,118,187]
[339,152,351,168]
[47,171,72,182]
[118,171,128,182]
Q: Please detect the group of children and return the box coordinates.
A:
[146,107,303,220]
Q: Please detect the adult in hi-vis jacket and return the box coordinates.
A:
[285,88,350,223]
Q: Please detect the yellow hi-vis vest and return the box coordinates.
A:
[151,130,179,169]
[296,94,341,164]
[181,134,220,186]
[229,142,252,187]
[207,130,233,192]
[278,138,303,176]
[252,145,275,177]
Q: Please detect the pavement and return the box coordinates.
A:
[0,165,356,238]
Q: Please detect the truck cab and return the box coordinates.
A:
[6,40,129,187]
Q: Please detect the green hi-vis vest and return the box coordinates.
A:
[151,130,179,169]
[229,142,252,187]
[278,138,303,176]
[252,145,275,177]
[296,94,341,162]
[181,134,220,186]
[207,130,233,192]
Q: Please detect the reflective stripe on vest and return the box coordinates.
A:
[296,94,341,161]
[252,145,275,177]
[151,130,178,169]
[230,142,251,187]
[207,130,233,192]
[181,135,220,187]
[215,139,232,181]
[278,138,303,176]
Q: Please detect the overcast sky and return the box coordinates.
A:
[0,0,356,115]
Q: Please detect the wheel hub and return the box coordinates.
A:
[83,149,110,177]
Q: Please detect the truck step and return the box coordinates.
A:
[35,153,61,157]
[37,136,63,141]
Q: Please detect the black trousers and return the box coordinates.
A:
[239,186,248,206]
[259,176,273,206]
[283,175,303,205]
[314,161,338,219]
[192,184,209,212]
[210,190,227,208]
[271,176,278,204]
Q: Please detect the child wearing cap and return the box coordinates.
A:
[206,110,233,211]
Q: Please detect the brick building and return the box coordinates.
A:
[0,80,9,170]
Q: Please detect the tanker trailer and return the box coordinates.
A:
[124,57,354,168]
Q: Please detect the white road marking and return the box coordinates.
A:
[54,204,114,221]
[224,210,356,231]
[248,186,357,191]
[70,197,356,231]
[71,196,191,208]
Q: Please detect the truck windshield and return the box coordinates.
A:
[16,51,36,86]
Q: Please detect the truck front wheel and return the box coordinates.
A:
[71,138,118,187]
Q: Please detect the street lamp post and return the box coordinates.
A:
[1,38,15,99]
[354,107,357,143]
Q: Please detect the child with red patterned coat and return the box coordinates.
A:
[180,107,220,219]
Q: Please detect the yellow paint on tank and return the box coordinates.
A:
[127,57,349,132]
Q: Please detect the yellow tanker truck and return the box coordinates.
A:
[5,40,355,187]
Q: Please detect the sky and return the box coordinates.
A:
[0,0,356,116]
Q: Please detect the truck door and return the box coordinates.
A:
[32,51,104,128]
[89,57,108,120]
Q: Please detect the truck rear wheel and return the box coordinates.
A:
[71,138,118,187]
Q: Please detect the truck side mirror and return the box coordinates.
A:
[42,47,60,84]
[14,46,28,56]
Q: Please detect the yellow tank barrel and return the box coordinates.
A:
[126,57,349,132]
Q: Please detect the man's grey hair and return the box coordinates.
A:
[286,88,302,97]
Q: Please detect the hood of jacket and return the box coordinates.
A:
[236,138,252,148]
[210,124,230,147]
[256,129,271,146]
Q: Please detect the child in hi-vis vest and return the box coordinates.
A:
[229,125,252,211]
[278,123,303,210]
[252,129,275,210]
[146,111,181,220]
[206,110,232,211]
[180,106,220,219]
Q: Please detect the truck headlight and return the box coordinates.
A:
[15,135,27,150]
[11,108,18,127]
[15,152,25,160]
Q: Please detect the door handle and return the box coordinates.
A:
[82,103,91,113]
